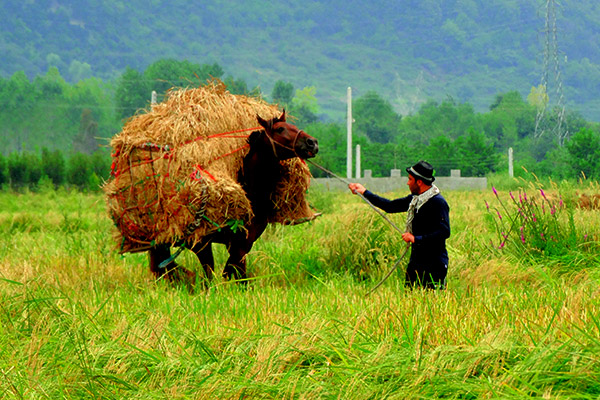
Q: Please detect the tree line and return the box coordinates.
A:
[308,90,600,181]
[1,58,600,193]
[0,148,110,192]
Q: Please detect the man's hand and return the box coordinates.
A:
[402,232,415,243]
[348,183,366,195]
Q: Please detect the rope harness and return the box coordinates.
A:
[117,124,306,270]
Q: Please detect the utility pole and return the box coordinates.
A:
[508,147,514,178]
[347,87,353,179]
[151,90,157,105]
[356,144,361,179]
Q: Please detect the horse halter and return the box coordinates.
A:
[261,122,303,159]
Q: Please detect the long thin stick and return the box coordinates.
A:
[307,160,410,294]
[308,160,404,234]
[365,244,410,296]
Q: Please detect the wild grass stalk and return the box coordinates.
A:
[484,183,599,269]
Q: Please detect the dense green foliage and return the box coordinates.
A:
[1,62,600,189]
[0,67,118,153]
[2,1,600,121]
[0,149,110,192]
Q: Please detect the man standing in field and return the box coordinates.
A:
[348,160,450,289]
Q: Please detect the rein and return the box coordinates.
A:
[307,160,411,295]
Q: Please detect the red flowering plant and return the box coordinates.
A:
[484,186,592,261]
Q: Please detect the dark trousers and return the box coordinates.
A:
[405,262,448,289]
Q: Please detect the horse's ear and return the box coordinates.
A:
[279,109,286,122]
[257,115,269,130]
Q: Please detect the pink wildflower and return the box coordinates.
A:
[521,235,525,244]
[499,242,505,249]
[510,191,515,200]
[492,187,498,197]
[497,210,502,220]
[540,188,546,199]
[485,200,489,211]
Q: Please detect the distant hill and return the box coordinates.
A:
[2,0,600,120]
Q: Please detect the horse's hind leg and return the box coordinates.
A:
[191,242,215,281]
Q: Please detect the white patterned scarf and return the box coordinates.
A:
[405,184,440,234]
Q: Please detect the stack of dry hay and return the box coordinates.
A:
[104,80,314,253]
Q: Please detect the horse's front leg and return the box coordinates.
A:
[223,221,267,281]
[149,244,172,278]
[190,241,215,281]
[149,244,196,284]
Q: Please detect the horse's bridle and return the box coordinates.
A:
[261,124,303,159]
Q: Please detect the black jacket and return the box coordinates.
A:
[363,190,450,266]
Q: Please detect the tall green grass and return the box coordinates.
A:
[0,184,599,399]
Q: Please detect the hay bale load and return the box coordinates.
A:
[104,81,314,254]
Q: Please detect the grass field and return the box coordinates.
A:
[0,181,599,399]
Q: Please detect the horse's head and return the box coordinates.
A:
[254,110,318,160]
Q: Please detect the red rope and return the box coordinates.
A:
[112,125,260,223]
[182,126,259,146]
[191,165,217,182]
[210,144,250,163]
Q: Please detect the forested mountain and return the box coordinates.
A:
[2,0,600,121]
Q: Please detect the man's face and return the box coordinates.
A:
[407,174,420,195]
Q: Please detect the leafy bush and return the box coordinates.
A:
[67,153,91,190]
[0,153,7,187]
[7,152,28,190]
[41,147,66,187]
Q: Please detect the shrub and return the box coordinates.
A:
[41,148,66,187]
[67,153,91,190]
[7,152,28,190]
[0,153,7,187]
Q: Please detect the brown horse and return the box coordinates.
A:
[149,111,318,283]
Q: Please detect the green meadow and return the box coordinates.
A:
[0,180,599,399]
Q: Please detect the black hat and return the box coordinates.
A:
[406,160,435,184]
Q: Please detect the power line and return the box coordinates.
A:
[534,0,569,146]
